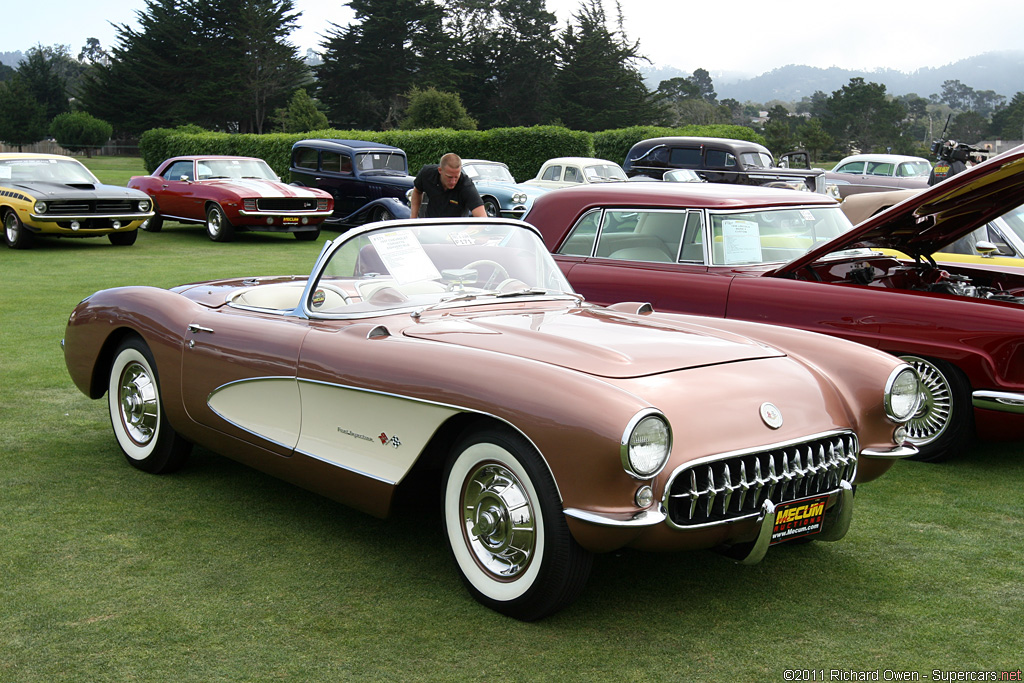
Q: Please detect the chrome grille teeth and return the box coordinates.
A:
[667,433,859,526]
[736,461,749,511]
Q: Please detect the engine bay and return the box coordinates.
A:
[805,252,1024,304]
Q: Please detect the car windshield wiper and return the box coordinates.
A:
[495,287,549,298]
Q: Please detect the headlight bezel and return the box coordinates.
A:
[34,201,47,214]
[884,365,922,423]
[138,199,152,213]
[620,409,672,480]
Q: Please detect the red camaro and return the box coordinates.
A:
[526,146,1024,463]
[129,155,333,242]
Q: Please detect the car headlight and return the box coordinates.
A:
[512,192,527,204]
[35,201,47,214]
[825,183,841,200]
[621,410,672,479]
[884,366,922,422]
[138,199,151,212]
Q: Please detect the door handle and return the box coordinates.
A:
[187,324,214,334]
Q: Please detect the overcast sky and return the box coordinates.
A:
[9,0,1024,78]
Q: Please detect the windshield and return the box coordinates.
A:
[708,206,854,265]
[355,151,407,174]
[740,152,774,169]
[898,161,932,178]
[463,163,514,183]
[0,158,99,184]
[1000,205,1024,240]
[200,158,277,180]
[308,220,574,316]
[583,164,627,182]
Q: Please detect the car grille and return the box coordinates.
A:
[256,198,320,212]
[665,432,858,528]
[45,200,139,215]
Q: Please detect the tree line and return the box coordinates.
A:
[2,0,1024,160]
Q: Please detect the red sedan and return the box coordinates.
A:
[129,155,333,241]
[525,146,1024,462]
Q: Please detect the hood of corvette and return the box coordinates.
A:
[403,306,784,378]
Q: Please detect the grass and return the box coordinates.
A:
[1,158,1022,681]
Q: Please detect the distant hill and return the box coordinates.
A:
[643,51,1024,103]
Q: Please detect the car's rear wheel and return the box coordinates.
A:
[898,355,973,462]
[294,227,320,241]
[372,207,394,222]
[108,230,138,246]
[206,204,235,242]
[442,427,592,621]
[107,337,191,474]
[482,197,500,217]
[4,209,34,249]
[142,215,164,232]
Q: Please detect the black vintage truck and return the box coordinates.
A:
[622,136,826,194]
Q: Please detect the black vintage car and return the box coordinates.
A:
[289,139,415,226]
[622,137,826,194]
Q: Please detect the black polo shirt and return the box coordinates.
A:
[414,164,484,218]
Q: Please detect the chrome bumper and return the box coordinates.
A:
[973,390,1024,414]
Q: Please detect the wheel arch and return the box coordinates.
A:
[405,410,563,504]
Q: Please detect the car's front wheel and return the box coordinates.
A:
[4,209,34,249]
[442,427,592,621]
[142,215,164,232]
[206,204,235,242]
[482,197,500,217]
[372,207,394,222]
[107,337,191,473]
[898,355,973,462]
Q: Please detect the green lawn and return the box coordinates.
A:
[0,159,1021,681]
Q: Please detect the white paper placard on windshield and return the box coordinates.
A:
[722,219,762,264]
[368,230,441,285]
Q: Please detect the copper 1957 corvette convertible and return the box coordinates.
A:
[63,218,920,620]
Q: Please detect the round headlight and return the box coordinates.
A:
[621,411,671,479]
[35,201,47,214]
[512,192,527,204]
[885,366,922,422]
[138,199,151,212]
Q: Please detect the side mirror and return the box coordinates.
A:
[974,240,999,258]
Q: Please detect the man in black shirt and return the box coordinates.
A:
[410,153,486,218]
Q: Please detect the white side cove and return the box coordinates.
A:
[208,378,302,450]
[207,378,459,484]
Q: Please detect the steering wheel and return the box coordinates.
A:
[463,259,510,290]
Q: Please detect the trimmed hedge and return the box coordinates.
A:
[139,124,764,182]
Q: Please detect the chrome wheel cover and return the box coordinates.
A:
[461,462,536,580]
[5,213,17,243]
[207,209,222,238]
[900,356,952,445]
[117,360,159,447]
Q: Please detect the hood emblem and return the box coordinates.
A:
[760,402,783,429]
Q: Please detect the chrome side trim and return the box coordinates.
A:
[860,444,918,459]
[203,375,564,499]
[973,390,1024,414]
[563,507,666,528]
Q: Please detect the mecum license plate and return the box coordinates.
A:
[283,216,299,223]
[770,494,828,544]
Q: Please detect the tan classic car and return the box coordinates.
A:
[63,218,919,620]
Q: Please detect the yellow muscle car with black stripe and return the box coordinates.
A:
[2,153,154,249]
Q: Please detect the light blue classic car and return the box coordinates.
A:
[461,159,551,218]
